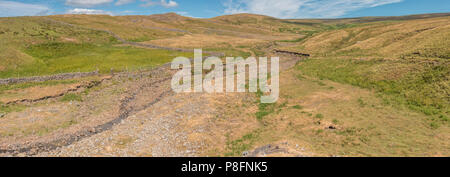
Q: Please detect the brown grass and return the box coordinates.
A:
[286,16,450,59]
[144,34,266,48]
[198,68,449,157]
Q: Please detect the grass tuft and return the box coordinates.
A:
[60,93,82,102]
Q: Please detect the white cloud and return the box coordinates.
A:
[120,10,137,14]
[115,0,135,6]
[67,8,114,15]
[66,0,114,7]
[141,0,178,8]
[0,1,50,17]
[161,0,178,8]
[176,11,199,18]
[176,11,189,16]
[224,0,403,19]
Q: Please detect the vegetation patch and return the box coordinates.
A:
[225,129,261,156]
[254,90,286,121]
[0,42,193,78]
[292,105,303,109]
[0,79,78,93]
[298,58,449,126]
[60,93,83,102]
[0,103,27,114]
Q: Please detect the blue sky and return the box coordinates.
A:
[0,0,448,18]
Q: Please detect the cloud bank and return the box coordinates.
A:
[224,0,403,18]
[67,8,114,15]
[66,0,178,8]
[0,1,50,17]
[115,0,135,6]
[141,0,178,8]
[66,0,114,7]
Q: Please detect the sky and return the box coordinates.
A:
[0,0,448,19]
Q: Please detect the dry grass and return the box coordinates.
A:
[283,16,450,59]
[0,76,108,103]
[208,68,449,157]
[0,13,448,156]
[144,34,266,48]
[0,76,125,144]
[0,83,81,103]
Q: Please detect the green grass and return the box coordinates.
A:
[255,103,276,121]
[320,23,365,30]
[48,15,179,41]
[0,42,194,78]
[277,21,369,43]
[277,30,318,43]
[253,79,290,120]
[0,16,115,74]
[254,100,287,121]
[60,93,83,102]
[128,36,153,42]
[254,89,277,121]
[250,47,266,57]
[332,119,339,124]
[0,17,113,45]
[0,79,78,94]
[292,105,303,109]
[298,58,449,126]
[225,129,261,156]
[315,114,324,119]
[204,47,251,58]
[0,103,27,114]
[358,98,367,107]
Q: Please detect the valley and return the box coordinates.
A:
[0,12,448,157]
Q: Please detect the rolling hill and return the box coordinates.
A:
[0,12,448,157]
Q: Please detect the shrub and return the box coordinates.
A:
[292,105,304,109]
[315,114,324,119]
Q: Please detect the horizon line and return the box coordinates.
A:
[1,12,449,20]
